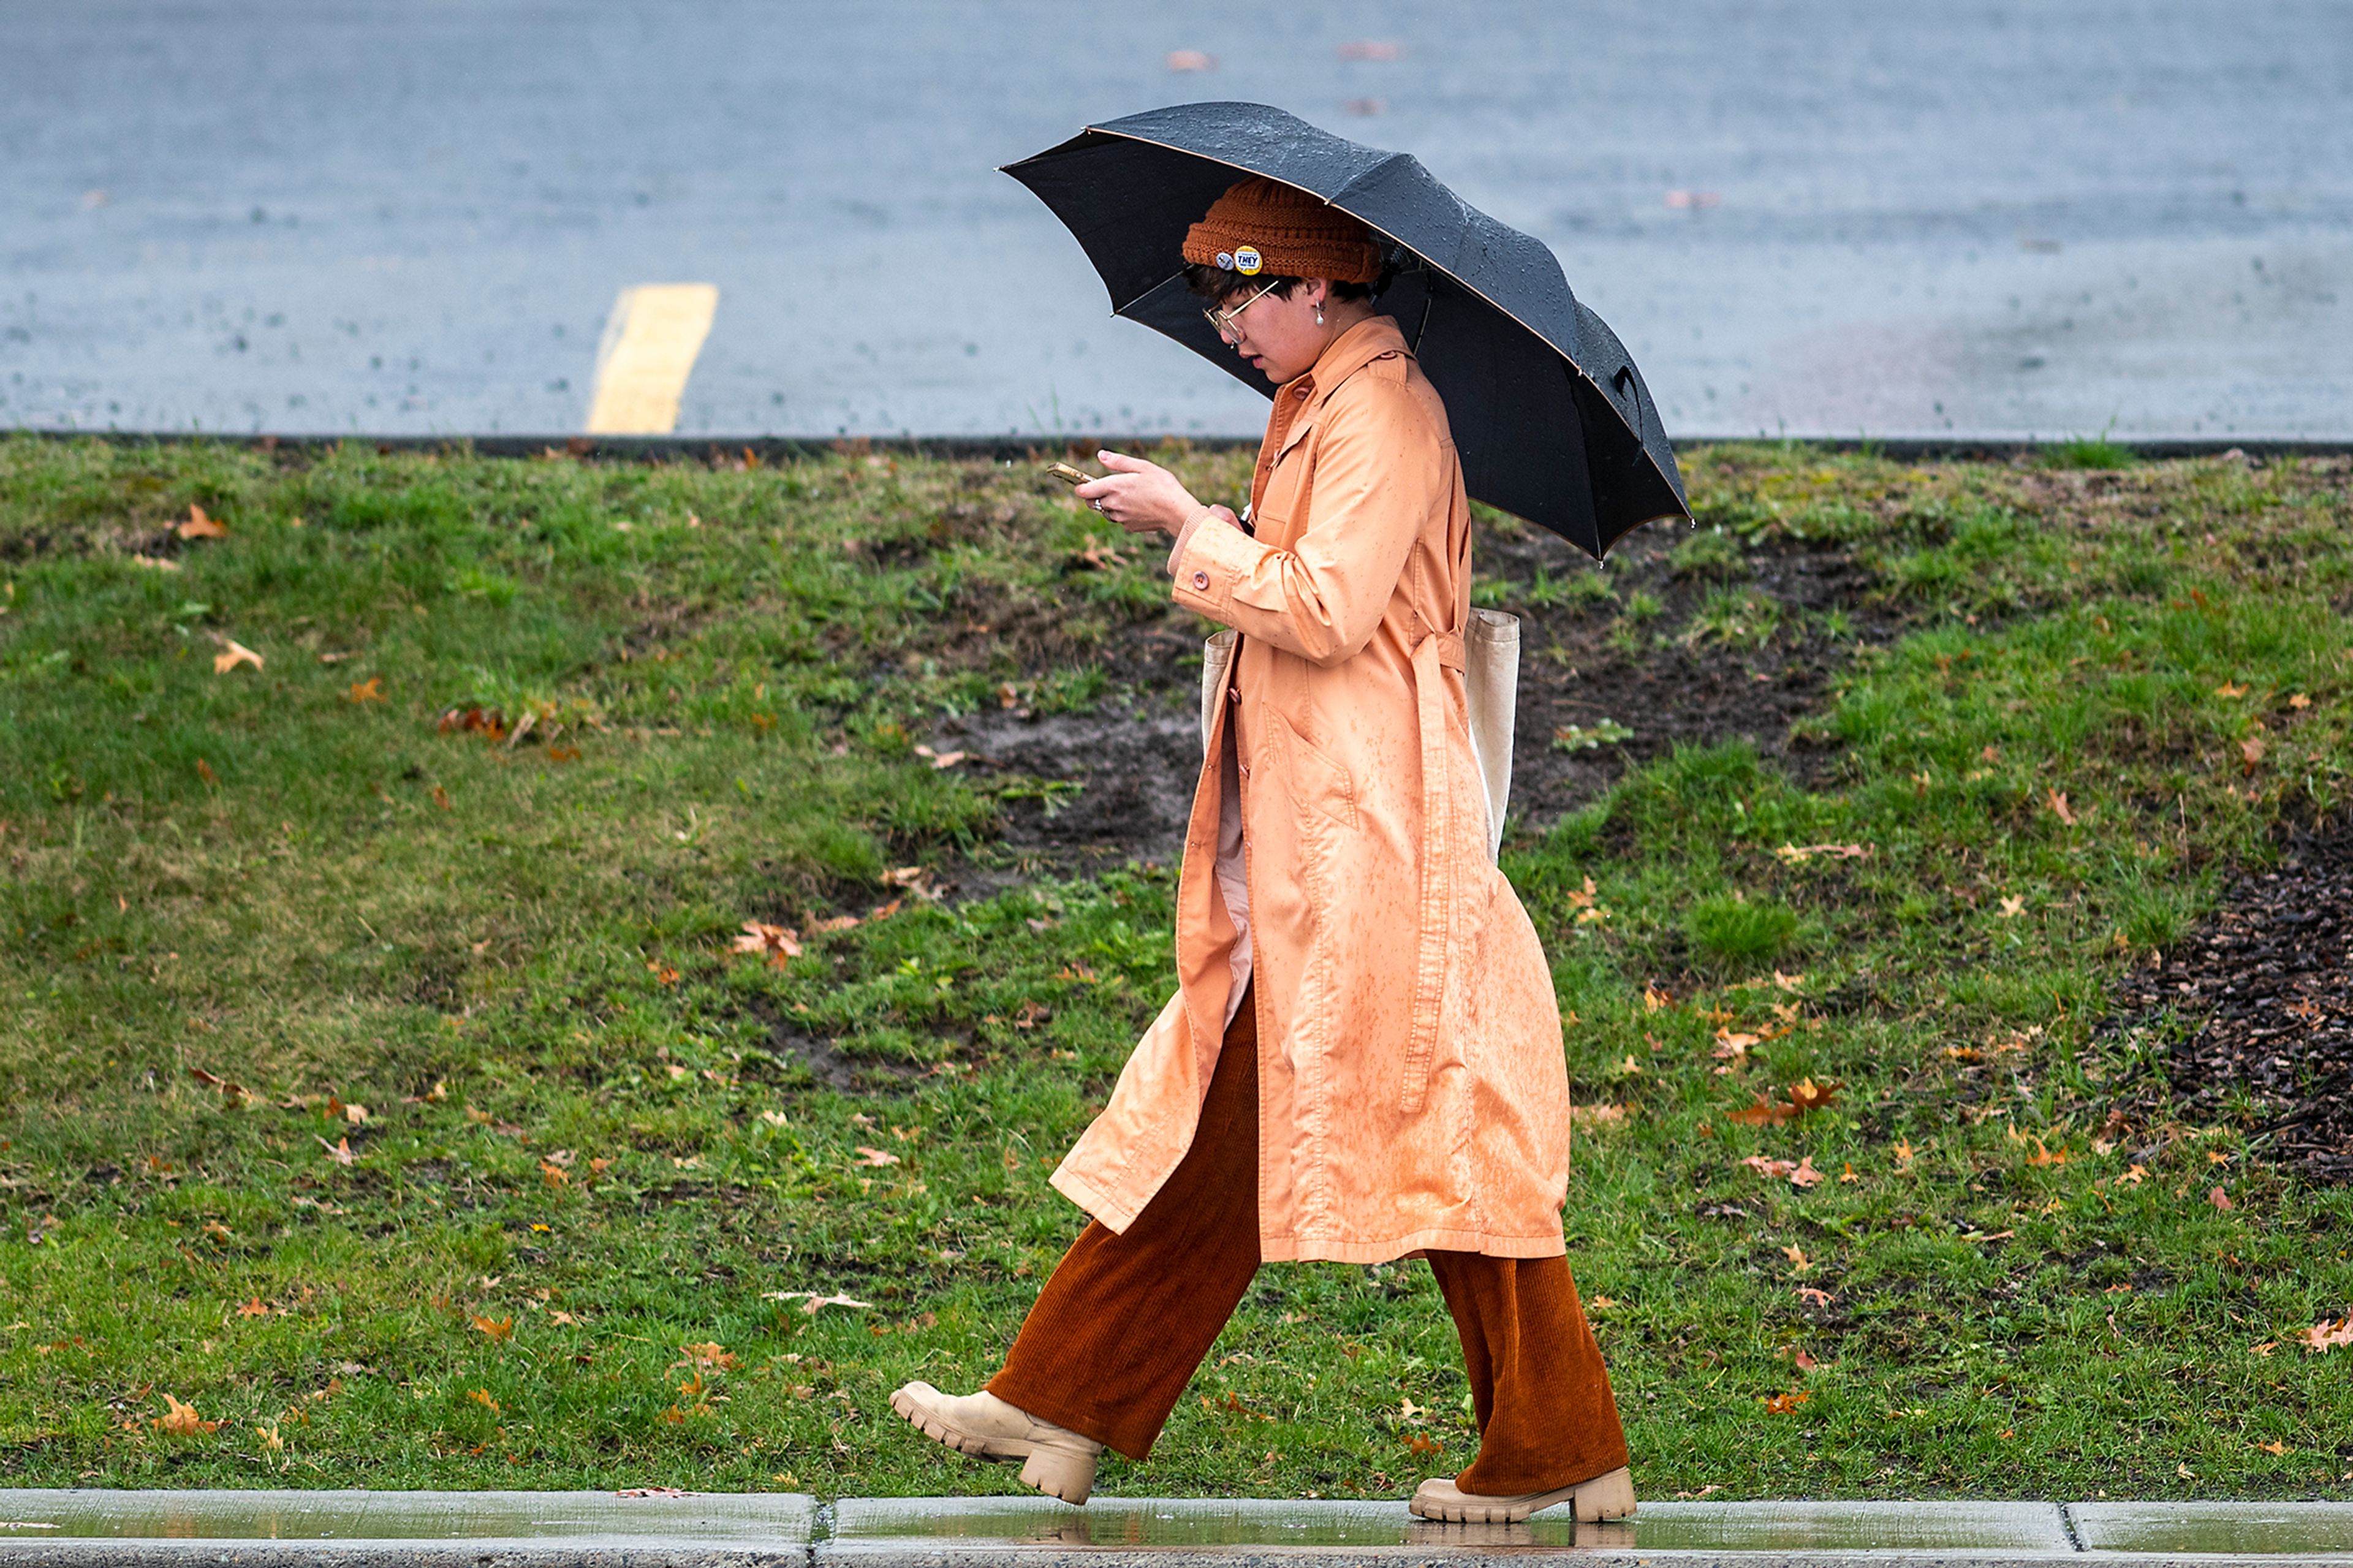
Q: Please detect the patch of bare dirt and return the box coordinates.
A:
[2104,816,2353,1184]
[1480,519,1898,825]
[922,522,1897,884]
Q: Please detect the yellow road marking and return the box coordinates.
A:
[584,283,719,434]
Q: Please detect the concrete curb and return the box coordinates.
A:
[12,430,2353,466]
[0,1493,2349,1566]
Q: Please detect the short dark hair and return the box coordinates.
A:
[1183,262,1388,307]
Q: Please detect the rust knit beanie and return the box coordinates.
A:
[1181,176,1384,284]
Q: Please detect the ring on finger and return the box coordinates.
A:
[1091,499,1104,513]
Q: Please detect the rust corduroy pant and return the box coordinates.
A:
[988,986,1629,1493]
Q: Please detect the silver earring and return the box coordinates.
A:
[1315,303,1325,325]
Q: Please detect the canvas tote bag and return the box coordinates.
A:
[1199,612,1519,862]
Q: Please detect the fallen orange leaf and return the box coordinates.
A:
[2045,789,2077,825]
[1789,1156,1826,1188]
[177,504,228,540]
[732,922,802,966]
[1787,1078,1840,1114]
[646,961,680,986]
[470,1314,513,1341]
[236,1297,270,1318]
[852,1146,901,1167]
[1761,1390,1809,1414]
[314,1135,355,1166]
[1773,843,1871,864]
[153,1393,221,1435]
[345,675,385,704]
[2299,1316,2353,1353]
[213,640,263,674]
[2209,1186,2234,1211]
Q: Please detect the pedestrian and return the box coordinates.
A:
[890,176,1632,1525]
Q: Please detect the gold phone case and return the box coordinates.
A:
[1044,461,1090,486]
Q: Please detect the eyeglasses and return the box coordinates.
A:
[1203,279,1283,344]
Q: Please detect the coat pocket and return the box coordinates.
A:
[1268,708,1357,831]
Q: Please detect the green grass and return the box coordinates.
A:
[3,436,2352,1501]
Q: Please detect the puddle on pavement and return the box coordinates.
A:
[0,1490,814,1542]
[2070,1502,2353,1555]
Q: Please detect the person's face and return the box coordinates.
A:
[1214,279,1330,384]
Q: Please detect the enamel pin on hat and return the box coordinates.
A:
[1233,245,1262,275]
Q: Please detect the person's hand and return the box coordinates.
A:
[1074,450,1203,537]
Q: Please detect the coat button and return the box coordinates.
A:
[1192,569,1210,590]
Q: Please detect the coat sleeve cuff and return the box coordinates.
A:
[1164,507,1213,577]
[1170,510,1267,619]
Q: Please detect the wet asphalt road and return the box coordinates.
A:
[3,0,2347,441]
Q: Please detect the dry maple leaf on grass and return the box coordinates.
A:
[1726,1078,1841,1124]
[177,504,228,540]
[213,640,263,674]
[1773,843,1871,864]
[852,1146,901,1167]
[762,1290,873,1314]
[2299,1316,2353,1353]
[153,1394,220,1436]
[731,922,801,966]
[470,1314,513,1341]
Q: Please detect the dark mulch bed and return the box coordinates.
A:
[2105,816,2353,1184]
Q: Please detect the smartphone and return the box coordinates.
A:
[1044,461,1091,487]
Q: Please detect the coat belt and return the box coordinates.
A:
[1398,626,1464,1114]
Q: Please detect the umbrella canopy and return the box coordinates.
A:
[1002,101,1688,559]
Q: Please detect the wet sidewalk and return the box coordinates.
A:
[0,1491,2349,1566]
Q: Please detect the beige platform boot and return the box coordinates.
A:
[888,1381,1104,1504]
[1409,1464,1636,1524]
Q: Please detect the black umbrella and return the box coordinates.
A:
[1002,101,1688,559]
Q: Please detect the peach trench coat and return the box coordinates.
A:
[1051,316,1572,1263]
